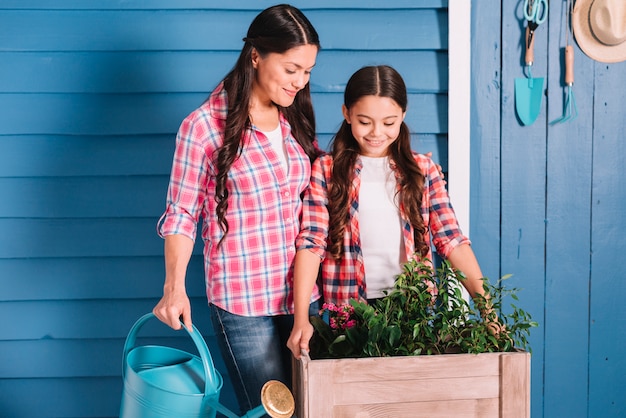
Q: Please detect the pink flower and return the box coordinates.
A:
[324,302,357,331]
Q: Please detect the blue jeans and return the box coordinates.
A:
[210,300,320,415]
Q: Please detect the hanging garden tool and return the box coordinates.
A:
[515,0,549,126]
[551,0,578,124]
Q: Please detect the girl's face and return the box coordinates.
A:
[342,95,406,158]
[251,44,318,108]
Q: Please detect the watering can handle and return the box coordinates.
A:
[121,312,220,396]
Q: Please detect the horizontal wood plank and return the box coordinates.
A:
[314,93,448,135]
[1,298,215,340]
[0,336,232,379]
[0,377,123,418]
[0,135,174,177]
[0,133,447,177]
[0,92,445,135]
[0,50,447,94]
[333,376,499,404]
[334,398,499,418]
[1,9,446,52]
[0,93,201,136]
[0,375,239,418]
[325,353,502,383]
[0,218,187,258]
[0,255,206,301]
[0,175,167,218]
[0,0,447,10]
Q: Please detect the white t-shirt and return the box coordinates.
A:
[358,156,407,298]
[262,125,287,169]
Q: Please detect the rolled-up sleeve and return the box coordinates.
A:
[157,114,211,242]
[424,158,470,258]
[296,156,330,259]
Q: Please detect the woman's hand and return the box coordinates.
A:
[153,287,192,332]
[154,234,195,331]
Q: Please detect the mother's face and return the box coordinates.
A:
[251,44,318,108]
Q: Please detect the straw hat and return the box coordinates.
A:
[572,0,626,63]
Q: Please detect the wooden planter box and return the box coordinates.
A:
[293,351,530,418]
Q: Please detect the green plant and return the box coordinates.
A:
[309,259,538,359]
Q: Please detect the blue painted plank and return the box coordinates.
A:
[1,297,215,341]
[0,50,447,93]
[1,337,232,378]
[1,9,446,52]
[0,377,124,418]
[499,1,549,416]
[588,60,626,417]
[0,92,446,135]
[314,93,448,135]
[0,256,205,301]
[0,376,238,418]
[0,218,195,258]
[0,93,202,136]
[0,135,174,177]
[0,51,232,94]
[0,0,447,10]
[469,0,502,281]
[0,133,446,178]
[321,133,447,161]
[542,2,594,416]
[317,134,448,171]
[0,176,168,218]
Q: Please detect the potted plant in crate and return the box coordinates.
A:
[293,259,538,418]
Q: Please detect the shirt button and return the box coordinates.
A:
[284,191,290,197]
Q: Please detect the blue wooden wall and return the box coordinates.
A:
[3,1,625,417]
[0,1,449,417]
[471,1,626,417]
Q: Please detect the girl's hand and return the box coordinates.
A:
[486,316,506,337]
[287,322,314,359]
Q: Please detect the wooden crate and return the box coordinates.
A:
[293,351,530,418]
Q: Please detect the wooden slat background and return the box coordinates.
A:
[3,0,625,417]
[471,1,626,417]
[0,2,450,417]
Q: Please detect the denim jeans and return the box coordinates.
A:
[210,300,320,415]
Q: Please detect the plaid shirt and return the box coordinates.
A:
[296,153,469,305]
[158,83,317,316]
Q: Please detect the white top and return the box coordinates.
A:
[358,156,406,298]
[262,124,287,169]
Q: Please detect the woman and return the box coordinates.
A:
[153,4,321,413]
[288,65,495,359]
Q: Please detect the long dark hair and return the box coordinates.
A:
[215,4,320,242]
[327,65,428,259]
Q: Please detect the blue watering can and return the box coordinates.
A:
[119,313,295,418]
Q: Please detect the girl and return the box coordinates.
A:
[288,65,492,358]
[153,4,321,413]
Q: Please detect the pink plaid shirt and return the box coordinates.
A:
[158,83,317,316]
[296,153,469,304]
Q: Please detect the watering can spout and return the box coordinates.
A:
[207,380,295,418]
